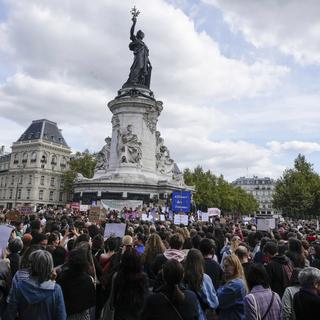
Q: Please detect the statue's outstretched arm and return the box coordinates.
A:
[130,17,136,41]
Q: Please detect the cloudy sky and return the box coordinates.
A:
[1,0,320,181]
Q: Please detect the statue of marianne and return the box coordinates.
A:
[123,8,152,88]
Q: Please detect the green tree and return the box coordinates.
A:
[273,154,320,218]
[183,166,258,214]
[62,151,97,197]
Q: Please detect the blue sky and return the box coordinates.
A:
[1,0,320,181]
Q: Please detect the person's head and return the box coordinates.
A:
[120,246,142,274]
[52,246,66,267]
[29,250,53,283]
[122,235,133,247]
[162,259,185,304]
[235,245,249,263]
[290,268,302,286]
[143,233,165,263]
[30,233,48,246]
[169,233,184,250]
[68,248,89,273]
[288,238,303,255]
[30,219,41,232]
[199,238,215,257]
[74,233,91,247]
[298,267,320,291]
[20,244,44,269]
[8,238,23,254]
[231,236,241,251]
[105,237,118,252]
[92,234,104,251]
[223,254,245,282]
[48,232,59,246]
[137,30,144,39]
[246,263,270,291]
[22,233,33,248]
[184,248,204,291]
[263,241,278,257]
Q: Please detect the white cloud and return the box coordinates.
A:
[267,141,320,154]
[204,0,320,65]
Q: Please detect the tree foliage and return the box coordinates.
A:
[62,151,96,196]
[273,154,320,218]
[184,166,258,214]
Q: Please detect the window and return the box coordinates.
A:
[19,175,23,185]
[50,177,55,187]
[41,154,47,164]
[40,176,45,186]
[28,175,32,185]
[49,191,54,201]
[9,189,13,199]
[22,153,28,164]
[27,189,31,200]
[17,189,21,199]
[59,192,63,202]
[60,178,64,187]
[11,175,14,185]
[51,155,57,165]
[31,152,37,163]
[39,190,44,200]
[13,154,19,164]
[60,157,67,168]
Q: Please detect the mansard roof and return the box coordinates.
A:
[17,119,69,147]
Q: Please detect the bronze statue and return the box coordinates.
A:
[123,7,152,88]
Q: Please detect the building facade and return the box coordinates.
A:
[232,176,278,215]
[0,119,71,209]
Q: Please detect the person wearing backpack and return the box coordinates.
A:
[244,263,281,320]
[263,241,293,297]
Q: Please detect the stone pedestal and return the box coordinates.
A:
[74,86,193,204]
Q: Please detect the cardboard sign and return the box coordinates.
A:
[101,199,142,211]
[89,206,101,223]
[104,223,126,239]
[0,225,15,252]
[6,211,20,222]
[160,214,166,221]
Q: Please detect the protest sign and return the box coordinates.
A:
[70,202,80,210]
[257,218,276,231]
[160,214,165,221]
[201,212,209,222]
[80,205,89,212]
[174,214,188,225]
[208,208,221,217]
[172,191,191,213]
[19,207,33,215]
[89,206,101,223]
[6,211,20,222]
[0,225,15,252]
[101,199,142,211]
[104,223,126,239]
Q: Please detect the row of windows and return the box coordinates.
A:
[0,175,64,187]
[0,188,64,202]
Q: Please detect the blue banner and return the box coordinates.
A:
[172,191,191,213]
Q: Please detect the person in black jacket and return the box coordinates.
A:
[263,241,293,297]
[293,267,320,320]
[199,238,223,290]
[57,247,96,319]
[141,259,199,320]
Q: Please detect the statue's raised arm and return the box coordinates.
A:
[122,7,152,89]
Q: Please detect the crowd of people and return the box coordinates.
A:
[0,208,320,320]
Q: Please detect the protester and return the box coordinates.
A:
[293,267,320,320]
[281,268,302,320]
[141,259,198,320]
[6,250,66,320]
[184,248,219,319]
[217,254,247,320]
[244,263,281,320]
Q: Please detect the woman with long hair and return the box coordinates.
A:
[142,233,166,280]
[184,249,219,320]
[141,259,198,320]
[111,246,148,320]
[217,254,247,320]
[286,238,308,268]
